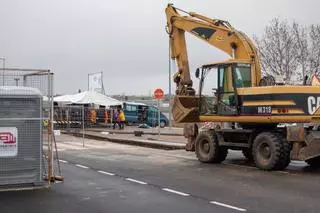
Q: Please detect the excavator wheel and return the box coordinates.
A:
[195,131,228,163]
[275,135,292,170]
[252,132,290,170]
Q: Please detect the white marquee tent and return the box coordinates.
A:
[54,91,122,107]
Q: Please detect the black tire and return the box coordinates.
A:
[306,157,320,168]
[160,120,166,128]
[252,132,289,170]
[275,135,292,170]
[195,131,228,163]
[242,148,254,161]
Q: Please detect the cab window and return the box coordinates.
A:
[218,66,234,93]
[201,67,218,97]
[219,66,234,105]
[233,64,251,88]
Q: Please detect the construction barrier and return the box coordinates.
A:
[0,68,56,190]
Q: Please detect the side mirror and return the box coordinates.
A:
[195,68,200,78]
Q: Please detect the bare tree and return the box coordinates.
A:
[254,18,300,83]
[309,24,320,76]
[293,22,309,82]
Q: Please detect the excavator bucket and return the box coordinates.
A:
[299,131,320,166]
[172,95,200,123]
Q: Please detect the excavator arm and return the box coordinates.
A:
[165,4,262,123]
[166,4,262,95]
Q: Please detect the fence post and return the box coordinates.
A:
[82,105,85,148]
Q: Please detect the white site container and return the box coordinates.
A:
[0,86,45,188]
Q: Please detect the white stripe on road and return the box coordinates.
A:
[58,160,68,163]
[98,171,115,176]
[71,163,247,212]
[210,201,247,212]
[125,178,147,185]
[277,171,289,174]
[162,188,190,196]
[76,164,89,169]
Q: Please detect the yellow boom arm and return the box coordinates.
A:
[165,4,262,94]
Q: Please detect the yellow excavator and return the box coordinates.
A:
[166,4,320,170]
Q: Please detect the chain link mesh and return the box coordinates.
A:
[0,68,54,190]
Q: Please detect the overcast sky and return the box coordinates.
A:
[0,0,319,95]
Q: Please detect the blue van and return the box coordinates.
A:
[123,102,169,128]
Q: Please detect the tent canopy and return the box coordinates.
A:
[54,91,122,107]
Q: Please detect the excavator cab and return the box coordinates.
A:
[197,61,252,116]
[172,60,253,123]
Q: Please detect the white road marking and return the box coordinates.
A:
[125,178,147,185]
[58,160,68,163]
[277,171,289,174]
[98,171,115,176]
[76,164,89,169]
[162,188,190,196]
[210,201,247,212]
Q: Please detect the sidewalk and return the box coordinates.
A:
[63,128,186,150]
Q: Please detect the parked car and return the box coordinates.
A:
[122,102,169,128]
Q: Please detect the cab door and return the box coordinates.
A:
[217,65,238,115]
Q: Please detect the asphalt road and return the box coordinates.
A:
[1,162,236,213]
[1,135,319,213]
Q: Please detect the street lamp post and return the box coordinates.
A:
[0,57,5,86]
[168,38,174,130]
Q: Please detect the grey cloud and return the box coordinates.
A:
[0,0,319,95]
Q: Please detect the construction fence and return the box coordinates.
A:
[53,105,160,131]
[53,106,115,130]
[0,68,56,190]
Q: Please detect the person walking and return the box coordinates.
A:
[112,108,119,129]
[119,109,126,129]
[104,109,109,126]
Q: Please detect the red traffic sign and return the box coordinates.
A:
[154,88,164,99]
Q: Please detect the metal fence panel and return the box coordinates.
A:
[54,106,112,130]
[54,105,84,130]
[0,68,53,190]
[54,105,85,147]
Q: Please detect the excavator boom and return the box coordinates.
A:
[166,4,261,91]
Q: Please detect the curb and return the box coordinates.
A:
[87,129,183,136]
[63,131,185,150]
